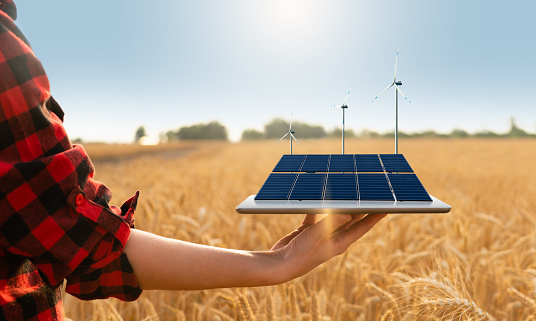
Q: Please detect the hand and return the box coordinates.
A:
[124,213,386,291]
[269,213,387,282]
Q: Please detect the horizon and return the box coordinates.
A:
[15,0,536,143]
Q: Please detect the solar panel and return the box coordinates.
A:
[324,173,358,200]
[380,154,413,172]
[273,154,305,172]
[255,173,297,200]
[355,154,384,172]
[388,173,432,201]
[289,173,326,200]
[239,153,451,214]
[328,154,356,172]
[300,154,330,172]
[357,173,395,201]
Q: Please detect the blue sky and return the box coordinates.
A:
[15,0,535,142]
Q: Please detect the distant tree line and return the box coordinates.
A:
[241,117,536,141]
[166,121,228,141]
[128,117,534,144]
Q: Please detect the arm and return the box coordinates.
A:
[124,213,386,290]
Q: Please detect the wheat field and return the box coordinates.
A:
[63,138,536,321]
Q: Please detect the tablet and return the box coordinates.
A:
[236,154,451,215]
[236,194,451,214]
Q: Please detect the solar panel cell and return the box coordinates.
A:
[300,154,330,172]
[328,154,356,172]
[357,173,395,201]
[289,173,326,200]
[324,173,358,200]
[273,155,306,172]
[380,154,413,172]
[388,173,432,201]
[255,173,297,200]
[355,154,384,172]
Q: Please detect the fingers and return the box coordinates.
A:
[307,214,352,241]
[271,214,318,251]
[301,214,317,226]
[331,214,387,245]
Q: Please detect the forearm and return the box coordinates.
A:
[124,229,288,290]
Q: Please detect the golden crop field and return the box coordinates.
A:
[64,138,536,321]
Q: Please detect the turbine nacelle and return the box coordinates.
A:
[372,47,412,154]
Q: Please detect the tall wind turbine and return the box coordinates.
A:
[372,47,411,154]
[331,86,353,154]
[277,111,300,154]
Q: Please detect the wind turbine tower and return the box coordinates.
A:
[277,111,300,154]
[372,47,412,154]
[332,86,353,154]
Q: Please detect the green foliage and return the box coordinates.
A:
[509,117,528,137]
[134,126,146,142]
[264,118,326,139]
[329,127,356,138]
[241,129,264,140]
[451,128,469,138]
[167,121,228,141]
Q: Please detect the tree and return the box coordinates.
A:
[264,118,290,139]
[241,129,264,141]
[264,118,327,140]
[329,127,356,138]
[508,117,527,137]
[135,126,146,142]
[451,128,469,138]
[173,121,228,140]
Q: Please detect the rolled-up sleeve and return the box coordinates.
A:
[0,8,142,301]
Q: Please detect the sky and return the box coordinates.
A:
[14,0,536,142]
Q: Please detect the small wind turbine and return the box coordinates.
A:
[277,111,300,154]
[372,47,412,154]
[331,86,353,154]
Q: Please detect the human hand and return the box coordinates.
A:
[269,213,387,282]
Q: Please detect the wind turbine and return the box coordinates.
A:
[331,86,353,154]
[277,111,300,154]
[372,47,412,154]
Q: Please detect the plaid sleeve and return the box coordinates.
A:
[0,9,142,301]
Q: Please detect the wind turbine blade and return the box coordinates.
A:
[372,83,394,102]
[290,133,300,144]
[394,46,399,81]
[394,84,412,103]
[342,85,353,105]
[290,110,293,130]
[277,132,289,143]
[331,105,341,108]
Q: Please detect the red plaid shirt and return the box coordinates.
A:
[0,1,142,320]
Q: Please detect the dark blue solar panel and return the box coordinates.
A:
[387,174,431,201]
[324,173,358,200]
[300,154,330,172]
[355,154,384,172]
[273,155,306,172]
[380,154,413,172]
[328,154,356,172]
[289,173,326,200]
[357,173,395,201]
[255,173,297,200]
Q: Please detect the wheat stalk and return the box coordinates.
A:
[310,292,320,321]
[420,298,494,321]
[507,287,536,308]
[238,293,256,321]
[266,294,275,321]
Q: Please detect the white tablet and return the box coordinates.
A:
[236,195,451,214]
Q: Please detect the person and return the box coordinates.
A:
[0,1,386,320]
